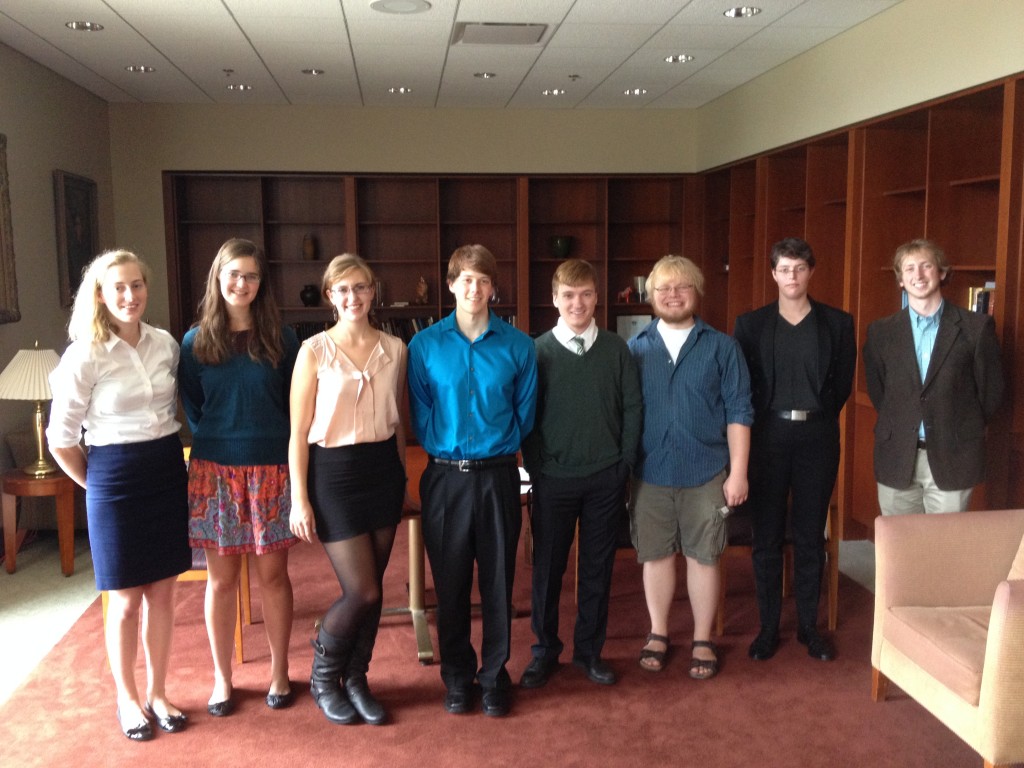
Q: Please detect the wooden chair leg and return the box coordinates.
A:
[715,558,727,636]
[233,584,244,664]
[871,667,889,702]
[239,552,252,625]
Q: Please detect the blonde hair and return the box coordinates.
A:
[646,255,705,298]
[67,250,151,343]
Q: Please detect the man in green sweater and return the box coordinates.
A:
[519,259,643,689]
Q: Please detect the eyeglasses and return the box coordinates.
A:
[222,270,261,284]
[653,284,695,295]
[774,265,810,276]
[330,283,373,298]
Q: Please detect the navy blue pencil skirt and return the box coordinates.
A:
[86,433,191,591]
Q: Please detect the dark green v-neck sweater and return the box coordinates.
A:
[521,328,642,479]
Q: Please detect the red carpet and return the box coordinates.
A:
[0,522,984,767]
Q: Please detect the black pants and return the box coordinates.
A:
[420,461,521,691]
[529,462,628,662]
[749,416,840,632]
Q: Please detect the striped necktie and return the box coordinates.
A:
[572,336,586,356]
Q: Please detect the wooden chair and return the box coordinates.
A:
[716,503,838,636]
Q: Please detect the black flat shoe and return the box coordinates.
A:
[207,696,235,717]
[443,686,474,715]
[572,656,617,686]
[797,626,835,661]
[519,656,560,689]
[748,629,779,661]
[144,702,187,733]
[117,707,154,742]
[266,690,294,710]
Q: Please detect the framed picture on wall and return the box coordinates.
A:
[53,169,99,309]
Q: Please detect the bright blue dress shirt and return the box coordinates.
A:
[910,300,943,440]
[628,316,753,488]
[408,310,538,460]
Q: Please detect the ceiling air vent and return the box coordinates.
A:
[451,22,549,46]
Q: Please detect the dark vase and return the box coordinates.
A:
[300,284,320,307]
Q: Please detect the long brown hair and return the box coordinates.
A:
[191,238,284,366]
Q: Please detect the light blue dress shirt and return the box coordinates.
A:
[909,301,943,440]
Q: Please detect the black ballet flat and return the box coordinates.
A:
[117,707,154,742]
[207,696,235,717]
[265,689,294,710]
[144,702,188,733]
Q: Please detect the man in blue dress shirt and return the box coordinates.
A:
[408,244,538,718]
[628,255,753,681]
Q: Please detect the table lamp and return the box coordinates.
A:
[0,341,62,477]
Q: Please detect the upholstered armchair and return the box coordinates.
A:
[871,508,1024,768]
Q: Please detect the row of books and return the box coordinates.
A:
[968,282,996,315]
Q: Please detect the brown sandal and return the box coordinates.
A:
[639,633,670,672]
[689,640,719,680]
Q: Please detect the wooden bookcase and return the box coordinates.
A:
[163,71,1024,535]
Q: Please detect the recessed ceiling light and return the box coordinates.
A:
[370,0,431,14]
[474,72,497,79]
[389,86,413,94]
[723,6,761,19]
[624,88,648,96]
[65,21,103,31]
[665,54,694,64]
[125,65,154,73]
[302,68,325,76]
[542,89,565,96]
[226,83,252,91]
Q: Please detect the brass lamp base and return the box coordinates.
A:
[25,399,58,478]
[22,457,58,478]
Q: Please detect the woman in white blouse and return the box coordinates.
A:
[288,253,409,726]
[47,250,191,742]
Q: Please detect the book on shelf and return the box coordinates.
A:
[291,320,329,342]
[968,281,996,315]
[376,315,436,343]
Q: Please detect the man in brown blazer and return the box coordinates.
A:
[862,239,1004,515]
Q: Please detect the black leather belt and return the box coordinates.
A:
[773,409,825,422]
[917,439,927,450]
[429,455,518,472]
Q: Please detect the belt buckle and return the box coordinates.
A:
[457,459,471,472]
[791,410,808,422]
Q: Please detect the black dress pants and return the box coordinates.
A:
[529,461,628,662]
[749,416,839,632]
[420,461,521,691]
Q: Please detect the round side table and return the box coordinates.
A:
[2,469,77,576]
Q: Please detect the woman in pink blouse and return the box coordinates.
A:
[288,254,410,726]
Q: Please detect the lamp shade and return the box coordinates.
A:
[0,342,61,401]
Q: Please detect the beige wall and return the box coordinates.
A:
[0,44,112,457]
[696,0,1024,168]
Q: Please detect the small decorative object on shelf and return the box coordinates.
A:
[299,284,320,307]
[632,276,647,303]
[549,235,572,259]
[413,276,429,305]
[617,286,633,304]
[302,233,318,261]
[374,279,385,307]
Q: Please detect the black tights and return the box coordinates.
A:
[320,526,397,638]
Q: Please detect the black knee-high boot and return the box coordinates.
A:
[310,627,358,725]
[344,604,386,725]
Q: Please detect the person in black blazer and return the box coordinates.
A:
[862,239,1003,516]
[734,237,855,663]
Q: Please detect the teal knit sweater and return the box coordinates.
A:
[521,328,642,479]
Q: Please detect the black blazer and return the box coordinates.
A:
[734,299,856,423]
[862,302,1004,491]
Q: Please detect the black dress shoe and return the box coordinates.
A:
[444,686,474,715]
[572,656,617,686]
[797,626,835,661]
[117,707,154,742]
[144,702,187,733]
[265,690,294,710]
[207,696,235,717]
[748,629,779,661]
[481,687,510,718]
[519,657,559,689]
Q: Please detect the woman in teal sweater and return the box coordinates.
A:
[179,238,299,716]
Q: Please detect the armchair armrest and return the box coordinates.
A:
[978,579,1024,760]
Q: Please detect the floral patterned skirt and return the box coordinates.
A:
[188,458,297,555]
